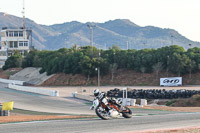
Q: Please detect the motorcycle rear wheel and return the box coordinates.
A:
[122,107,132,118]
[95,106,110,120]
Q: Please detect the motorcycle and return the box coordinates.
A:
[90,97,132,120]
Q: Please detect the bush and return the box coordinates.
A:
[193,94,200,101]
[3,53,22,70]
[166,100,176,106]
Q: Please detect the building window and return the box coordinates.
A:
[9,41,18,48]
[19,31,23,37]
[0,51,7,56]
[14,41,18,48]
[9,41,14,48]
[8,52,12,56]
[14,31,18,37]
[9,31,14,37]
[19,41,23,46]
[24,41,28,46]
[18,41,28,47]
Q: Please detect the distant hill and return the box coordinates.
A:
[0,12,200,50]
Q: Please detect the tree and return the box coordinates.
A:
[79,45,98,57]
[126,49,136,70]
[134,49,156,73]
[186,59,196,79]
[110,44,121,50]
[68,52,82,75]
[186,47,200,72]
[168,53,189,76]
[17,45,200,79]
[3,51,22,70]
[70,44,78,53]
[79,55,95,81]
[114,50,128,69]
[33,55,42,67]
[22,50,37,68]
[102,49,116,65]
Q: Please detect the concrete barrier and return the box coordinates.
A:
[141,99,147,106]
[8,84,59,97]
[130,99,136,106]
[120,98,137,106]
[0,78,24,85]
[73,93,94,101]
[0,110,10,116]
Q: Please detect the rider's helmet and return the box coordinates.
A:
[94,89,100,97]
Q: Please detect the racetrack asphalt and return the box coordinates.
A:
[1,82,200,133]
[0,83,94,115]
[0,113,200,133]
[0,83,189,116]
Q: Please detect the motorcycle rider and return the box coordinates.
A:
[90,89,132,119]
[90,89,110,111]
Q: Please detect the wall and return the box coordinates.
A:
[8,84,59,97]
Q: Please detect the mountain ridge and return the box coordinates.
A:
[0,13,199,50]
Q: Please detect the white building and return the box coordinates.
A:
[0,27,32,68]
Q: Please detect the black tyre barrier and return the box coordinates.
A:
[107,89,200,99]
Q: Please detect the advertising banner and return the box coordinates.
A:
[160,77,182,86]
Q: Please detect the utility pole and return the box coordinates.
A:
[188,44,192,79]
[126,41,129,50]
[22,0,26,29]
[87,23,96,55]
[98,51,101,88]
[143,42,146,49]
[98,67,100,87]
[189,44,192,49]
[171,35,174,45]
[95,51,101,88]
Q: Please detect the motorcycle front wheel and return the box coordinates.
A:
[95,106,110,120]
[122,107,132,118]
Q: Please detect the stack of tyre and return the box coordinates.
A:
[107,89,200,99]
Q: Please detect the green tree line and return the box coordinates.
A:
[3,45,200,79]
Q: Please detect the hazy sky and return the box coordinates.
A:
[0,0,200,42]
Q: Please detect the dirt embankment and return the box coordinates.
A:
[40,69,200,86]
[2,68,200,86]
[0,68,22,79]
[155,95,200,107]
